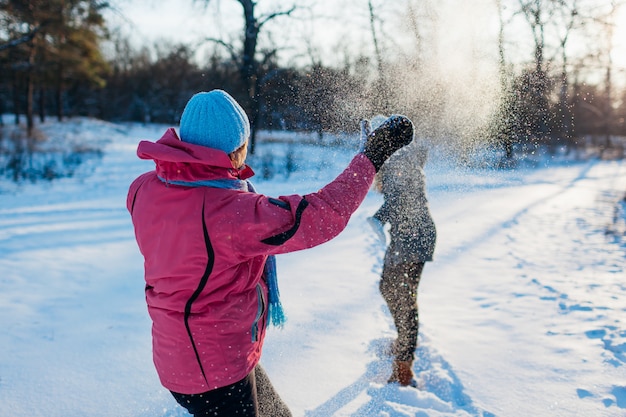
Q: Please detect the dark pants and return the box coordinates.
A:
[171,364,292,417]
[379,262,424,362]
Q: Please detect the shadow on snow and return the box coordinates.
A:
[306,337,495,417]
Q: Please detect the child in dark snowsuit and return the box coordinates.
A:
[367,116,437,387]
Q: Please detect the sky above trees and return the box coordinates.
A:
[109,0,626,76]
[3,0,624,143]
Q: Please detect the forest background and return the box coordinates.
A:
[1,0,626,160]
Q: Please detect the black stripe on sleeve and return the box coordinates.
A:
[261,198,309,246]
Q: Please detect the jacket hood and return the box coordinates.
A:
[137,127,254,182]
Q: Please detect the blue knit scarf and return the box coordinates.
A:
[158,176,287,328]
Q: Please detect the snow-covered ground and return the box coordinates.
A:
[1,118,625,417]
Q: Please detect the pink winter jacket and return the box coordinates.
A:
[127,128,376,394]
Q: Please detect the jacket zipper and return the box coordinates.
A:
[251,283,266,342]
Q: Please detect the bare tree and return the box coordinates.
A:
[495,0,508,93]
[367,0,391,113]
[553,0,581,141]
[197,0,296,153]
[406,0,423,69]
[596,0,621,153]
[514,0,561,141]
[494,0,515,158]
[517,0,549,74]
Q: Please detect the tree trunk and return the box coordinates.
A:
[26,75,34,136]
[13,70,20,126]
[26,44,35,136]
[39,86,45,123]
[56,85,63,121]
[496,0,507,93]
[407,0,424,69]
[602,2,617,150]
[55,63,64,121]
[239,0,260,154]
[496,0,513,159]
[368,0,390,113]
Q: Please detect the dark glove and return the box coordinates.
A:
[363,115,414,172]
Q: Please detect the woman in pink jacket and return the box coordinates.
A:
[127,89,413,417]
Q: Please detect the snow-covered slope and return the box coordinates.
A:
[0,118,624,417]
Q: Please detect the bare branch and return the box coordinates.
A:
[258,5,296,29]
[200,37,240,63]
[0,25,42,52]
[260,49,278,67]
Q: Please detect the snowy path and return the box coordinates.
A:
[0,120,625,417]
[423,159,626,416]
[263,159,626,417]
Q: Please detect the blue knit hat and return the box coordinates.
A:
[179,90,250,154]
